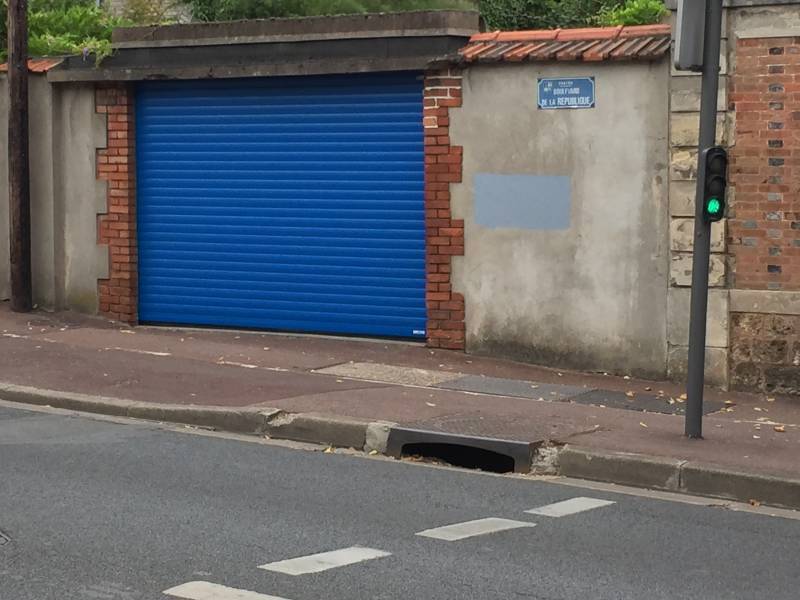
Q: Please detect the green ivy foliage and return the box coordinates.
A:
[187,0,478,22]
[1,0,666,65]
[1,0,128,63]
[597,0,667,26]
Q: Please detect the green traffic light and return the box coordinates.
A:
[706,197,722,216]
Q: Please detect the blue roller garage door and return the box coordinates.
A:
[136,73,426,338]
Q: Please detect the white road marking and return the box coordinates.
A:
[416,517,535,541]
[525,497,616,517]
[258,546,391,575]
[163,581,290,600]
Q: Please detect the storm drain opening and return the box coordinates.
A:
[400,443,515,473]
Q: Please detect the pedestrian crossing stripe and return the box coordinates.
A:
[163,581,291,600]
[416,517,536,541]
[525,497,616,518]
[258,546,391,575]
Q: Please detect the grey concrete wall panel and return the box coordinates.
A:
[0,76,105,312]
[112,10,480,47]
[474,174,571,230]
[451,62,671,378]
[54,84,109,313]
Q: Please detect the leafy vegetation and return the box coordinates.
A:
[1,0,127,63]
[597,0,667,26]
[480,0,665,30]
[185,0,478,22]
[1,0,666,64]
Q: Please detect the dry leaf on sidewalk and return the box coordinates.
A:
[766,397,776,403]
[323,446,335,454]
[724,400,735,406]
[639,422,648,428]
[679,393,688,401]
[644,386,652,391]
[749,499,761,507]
[368,450,379,456]
[667,398,676,405]
[425,402,436,407]
[625,391,636,398]
[774,425,786,433]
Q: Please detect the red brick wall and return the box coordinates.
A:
[96,85,138,324]
[729,37,800,291]
[424,69,465,350]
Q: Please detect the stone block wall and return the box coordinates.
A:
[666,10,731,386]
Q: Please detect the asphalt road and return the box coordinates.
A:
[1,403,799,600]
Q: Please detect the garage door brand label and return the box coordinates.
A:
[538,77,595,110]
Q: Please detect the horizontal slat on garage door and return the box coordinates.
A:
[136,74,426,338]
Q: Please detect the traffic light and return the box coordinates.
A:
[701,146,728,222]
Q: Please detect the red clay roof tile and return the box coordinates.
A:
[460,24,670,64]
[0,58,63,73]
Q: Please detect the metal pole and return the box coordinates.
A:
[685,0,724,439]
[7,0,33,312]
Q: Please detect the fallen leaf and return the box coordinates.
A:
[724,400,735,406]
[774,425,786,433]
[530,384,539,389]
[753,435,761,439]
[639,422,649,428]
[336,379,344,383]
[369,450,379,456]
[645,387,652,392]
[323,446,335,454]
[754,425,761,430]
[623,375,631,380]
[667,398,676,405]
[766,397,776,403]
[625,391,636,398]
[724,407,735,412]
[557,372,563,377]
[754,407,764,412]
[679,393,688,401]
[749,499,761,507]
[425,402,436,407]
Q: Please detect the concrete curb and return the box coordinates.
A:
[2,383,798,510]
[0,383,385,451]
[558,446,800,511]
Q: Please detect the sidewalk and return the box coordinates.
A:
[1,305,798,508]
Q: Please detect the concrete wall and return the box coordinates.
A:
[450,61,671,378]
[0,75,107,312]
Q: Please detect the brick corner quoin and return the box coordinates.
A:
[423,69,466,350]
[96,84,138,325]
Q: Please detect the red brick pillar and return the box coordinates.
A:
[424,69,465,350]
[96,85,138,324]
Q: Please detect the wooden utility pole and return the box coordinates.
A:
[7,0,32,312]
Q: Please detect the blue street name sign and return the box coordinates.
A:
[538,77,596,110]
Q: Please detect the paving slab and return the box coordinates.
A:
[314,362,460,387]
[571,390,726,415]
[436,375,590,401]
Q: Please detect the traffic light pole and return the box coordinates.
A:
[685,0,724,439]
